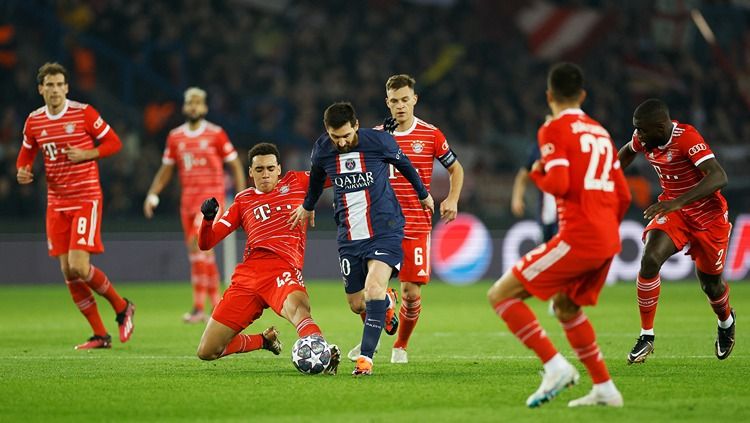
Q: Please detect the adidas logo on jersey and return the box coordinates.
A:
[77,237,87,245]
[417,269,428,277]
[40,129,48,137]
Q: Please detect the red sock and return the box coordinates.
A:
[494,298,557,363]
[85,265,127,313]
[296,317,322,338]
[189,254,206,311]
[562,311,610,383]
[203,253,221,308]
[707,282,732,321]
[220,333,264,357]
[394,296,421,349]
[67,279,107,337]
[637,273,660,330]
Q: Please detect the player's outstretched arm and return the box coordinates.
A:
[143,164,175,218]
[529,160,569,196]
[617,143,637,170]
[198,197,238,250]
[511,167,529,217]
[643,158,727,220]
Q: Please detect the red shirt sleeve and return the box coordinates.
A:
[16,117,38,169]
[198,201,241,250]
[629,130,644,153]
[677,125,714,167]
[532,121,570,196]
[162,134,176,165]
[217,129,238,162]
[83,105,121,158]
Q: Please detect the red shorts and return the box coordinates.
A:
[212,252,307,332]
[644,212,732,275]
[399,233,431,283]
[512,235,613,306]
[46,199,104,256]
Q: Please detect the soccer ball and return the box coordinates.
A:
[291,335,332,375]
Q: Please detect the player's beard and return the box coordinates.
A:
[186,113,206,124]
[334,135,358,153]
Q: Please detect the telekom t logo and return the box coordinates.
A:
[253,204,271,222]
[725,214,750,280]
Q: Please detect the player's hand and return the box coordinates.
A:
[63,144,98,163]
[439,197,458,223]
[382,117,398,134]
[420,193,435,215]
[643,199,682,221]
[289,205,315,230]
[16,165,34,184]
[143,194,159,219]
[201,197,220,221]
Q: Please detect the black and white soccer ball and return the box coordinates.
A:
[291,335,332,375]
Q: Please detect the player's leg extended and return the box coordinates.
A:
[628,230,678,364]
[553,294,623,407]
[281,290,341,375]
[59,254,110,348]
[697,270,735,359]
[488,270,578,407]
[186,237,209,322]
[352,259,392,375]
[392,281,421,362]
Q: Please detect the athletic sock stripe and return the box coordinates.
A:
[561,312,588,330]
[494,298,521,316]
[75,296,96,310]
[519,326,544,343]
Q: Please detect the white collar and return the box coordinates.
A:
[45,100,69,120]
[184,120,207,137]
[658,122,678,150]
[393,116,418,136]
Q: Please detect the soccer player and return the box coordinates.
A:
[16,62,135,350]
[353,74,464,364]
[619,99,735,364]
[487,63,631,407]
[289,102,434,376]
[143,87,246,323]
[195,142,340,375]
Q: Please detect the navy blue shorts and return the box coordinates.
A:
[338,234,403,294]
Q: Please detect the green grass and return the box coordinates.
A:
[0,280,748,422]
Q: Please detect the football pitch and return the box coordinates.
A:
[0,280,748,422]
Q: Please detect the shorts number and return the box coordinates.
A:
[579,134,614,192]
[77,217,87,235]
[276,271,293,287]
[716,249,724,267]
[339,258,351,276]
[414,247,423,266]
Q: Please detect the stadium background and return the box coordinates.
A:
[1,0,749,284]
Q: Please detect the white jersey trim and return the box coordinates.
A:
[183,120,207,138]
[392,117,419,136]
[223,151,238,162]
[694,154,715,167]
[96,125,110,140]
[544,159,570,172]
[45,100,69,121]
[345,190,371,240]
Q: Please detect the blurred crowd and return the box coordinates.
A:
[1,0,749,228]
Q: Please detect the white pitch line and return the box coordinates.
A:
[2,354,744,360]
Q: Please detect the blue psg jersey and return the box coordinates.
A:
[303,128,428,242]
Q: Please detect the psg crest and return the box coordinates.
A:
[345,159,356,170]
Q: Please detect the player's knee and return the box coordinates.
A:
[196,344,220,361]
[487,282,506,305]
[553,297,579,321]
[640,254,665,276]
[401,283,420,302]
[348,300,365,314]
[68,263,89,280]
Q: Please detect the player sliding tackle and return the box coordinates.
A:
[196,143,340,375]
[290,102,433,376]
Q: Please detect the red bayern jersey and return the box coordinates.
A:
[163,120,238,210]
[211,171,310,269]
[387,117,452,235]
[629,121,728,229]
[537,109,628,257]
[19,100,112,205]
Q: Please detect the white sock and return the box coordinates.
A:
[719,314,734,329]
[640,328,655,336]
[593,380,619,396]
[543,353,569,373]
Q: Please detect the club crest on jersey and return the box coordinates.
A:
[345,159,356,171]
[412,141,424,153]
[656,215,668,224]
[666,151,673,162]
[64,123,76,134]
[200,140,208,149]
[279,185,289,194]
[649,152,655,159]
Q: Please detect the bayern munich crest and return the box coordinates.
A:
[412,141,424,153]
[64,123,76,134]
[666,151,673,162]
[279,185,289,194]
[345,159,356,170]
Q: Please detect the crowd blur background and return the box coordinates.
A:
[1,0,748,232]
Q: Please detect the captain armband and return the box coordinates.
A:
[437,149,458,168]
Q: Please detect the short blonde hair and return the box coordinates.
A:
[184,87,207,103]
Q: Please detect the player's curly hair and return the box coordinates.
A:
[324,102,357,130]
[548,62,583,102]
[248,142,280,164]
[385,74,416,92]
[37,62,68,85]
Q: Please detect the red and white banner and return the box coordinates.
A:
[516,1,607,60]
